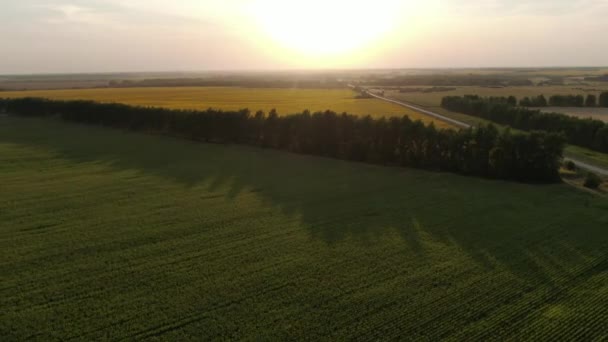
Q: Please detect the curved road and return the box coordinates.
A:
[362,89,608,176]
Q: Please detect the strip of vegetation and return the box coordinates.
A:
[108,78,345,89]
[599,92,608,107]
[0,97,565,182]
[584,74,608,82]
[364,75,533,87]
[398,87,457,93]
[519,92,608,107]
[441,95,608,153]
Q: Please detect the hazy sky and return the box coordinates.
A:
[1,0,607,74]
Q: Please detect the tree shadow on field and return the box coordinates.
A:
[2,116,608,288]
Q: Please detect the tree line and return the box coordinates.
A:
[0,97,565,182]
[364,75,533,87]
[108,78,345,89]
[602,92,608,107]
[441,95,608,153]
[520,92,608,107]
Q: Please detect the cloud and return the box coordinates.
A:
[5,0,223,29]
[444,0,608,16]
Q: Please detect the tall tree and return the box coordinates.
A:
[600,92,608,107]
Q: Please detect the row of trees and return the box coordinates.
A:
[0,97,565,182]
[108,78,345,89]
[520,95,548,107]
[601,92,608,107]
[364,75,533,87]
[549,95,596,107]
[520,92,608,107]
[441,95,608,153]
[548,95,585,107]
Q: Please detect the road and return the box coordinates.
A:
[365,92,471,129]
[360,88,608,176]
[562,157,608,176]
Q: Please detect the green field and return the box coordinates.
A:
[0,87,452,128]
[2,116,607,340]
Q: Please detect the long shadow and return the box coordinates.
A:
[2,116,607,288]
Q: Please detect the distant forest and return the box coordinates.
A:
[109,75,533,88]
[1,69,606,91]
[108,78,345,89]
[442,95,608,153]
[520,92,608,107]
[0,97,564,183]
[364,75,534,87]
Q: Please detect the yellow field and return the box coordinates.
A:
[0,87,453,128]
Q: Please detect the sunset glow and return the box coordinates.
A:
[1,0,607,73]
[248,0,403,59]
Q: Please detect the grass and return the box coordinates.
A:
[2,116,607,340]
[0,87,453,128]
[560,166,608,194]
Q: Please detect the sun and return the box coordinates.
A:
[248,0,403,59]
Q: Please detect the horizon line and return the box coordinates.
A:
[2,66,608,77]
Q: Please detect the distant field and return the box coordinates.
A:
[381,86,608,109]
[0,87,453,128]
[438,68,608,77]
[540,107,608,123]
[2,116,607,340]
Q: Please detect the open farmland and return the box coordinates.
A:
[0,87,452,128]
[2,116,608,340]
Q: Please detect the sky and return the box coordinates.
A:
[1,0,607,74]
